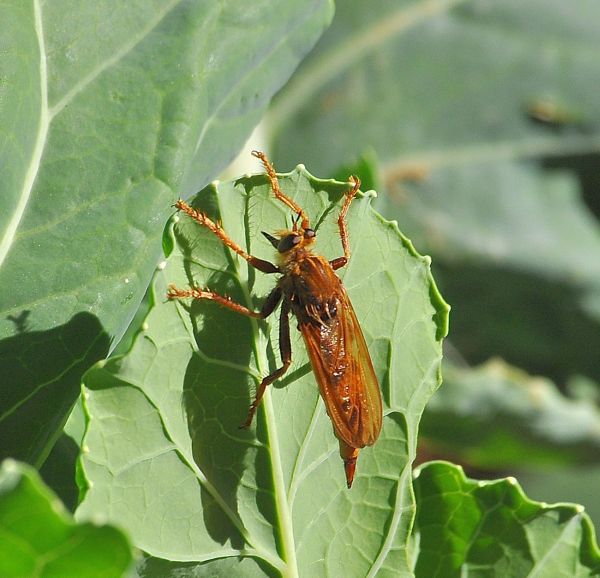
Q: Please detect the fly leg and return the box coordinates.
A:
[174,199,279,274]
[168,285,290,428]
[241,299,292,429]
[167,285,282,320]
[251,150,311,231]
[330,175,361,271]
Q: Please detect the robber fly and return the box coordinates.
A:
[167,151,382,488]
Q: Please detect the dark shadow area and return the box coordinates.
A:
[0,311,110,464]
[524,109,600,220]
[432,262,600,387]
[182,280,278,549]
[39,432,80,511]
[181,264,284,549]
[542,152,600,221]
[182,316,253,551]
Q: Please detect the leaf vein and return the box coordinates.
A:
[268,0,470,131]
[0,0,49,270]
[48,0,183,117]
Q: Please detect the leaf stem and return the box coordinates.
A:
[263,390,300,578]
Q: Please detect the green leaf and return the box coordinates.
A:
[269,0,600,174]
[77,167,448,576]
[413,461,600,577]
[0,0,333,463]
[421,359,600,468]
[376,163,600,384]
[0,459,133,578]
[379,163,600,287]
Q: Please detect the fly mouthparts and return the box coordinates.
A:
[262,231,279,248]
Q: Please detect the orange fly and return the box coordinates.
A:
[167,151,383,488]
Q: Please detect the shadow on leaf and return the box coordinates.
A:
[0,311,109,465]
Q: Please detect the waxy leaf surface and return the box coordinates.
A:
[0,0,333,463]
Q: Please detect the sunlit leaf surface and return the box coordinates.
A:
[78,167,448,577]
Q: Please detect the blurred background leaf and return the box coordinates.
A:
[0,459,133,578]
[269,0,600,173]
[421,359,600,468]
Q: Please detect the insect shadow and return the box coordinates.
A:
[179,264,278,546]
[7,310,31,333]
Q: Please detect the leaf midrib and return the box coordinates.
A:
[0,0,183,270]
[48,0,183,117]
[238,185,301,578]
[0,0,49,271]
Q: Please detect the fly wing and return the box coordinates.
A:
[300,286,382,448]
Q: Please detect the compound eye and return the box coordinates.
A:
[278,234,302,253]
[304,228,316,239]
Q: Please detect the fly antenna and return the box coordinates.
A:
[292,211,302,231]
